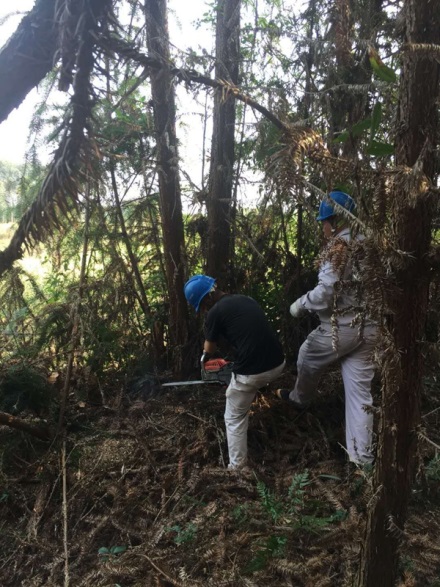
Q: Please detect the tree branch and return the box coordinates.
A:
[0,0,58,124]
[98,35,290,132]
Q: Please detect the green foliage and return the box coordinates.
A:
[232,503,250,525]
[244,470,348,574]
[368,47,398,83]
[0,161,22,223]
[256,478,284,522]
[244,535,287,574]
[333,117,373,143]
[333,100,394,157]
[399,554,415,574]
[0,363,53,415]
[366,140,394,156]
[255,471,347,533]
[98,545,127,562]
[166,523,197,545]
[254,120,283,167]
[426,454,440,481]
[286,469,310,511]
[370,102,382,143]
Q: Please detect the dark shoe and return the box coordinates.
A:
[275,388,291,400]
[274,389,307,410]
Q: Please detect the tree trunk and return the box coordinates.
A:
[144,0,190,376]
[359,0,440,584]
[206,0,241,288]
[327,0,383,158]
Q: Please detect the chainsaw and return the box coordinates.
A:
[162,358,233,387]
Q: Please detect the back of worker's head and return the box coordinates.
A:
[316,190,355,222]
[184,274,216,312]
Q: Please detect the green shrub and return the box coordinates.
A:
[0,363,53,415]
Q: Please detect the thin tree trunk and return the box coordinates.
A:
[57,194,91,432]
[144,0,190,376]
[359,0,440,583]
[206,0,241,288]
[109,162,151,318]
[109,162,167,362]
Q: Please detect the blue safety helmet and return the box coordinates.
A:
[184,274,216,312]
[316,190,355,221]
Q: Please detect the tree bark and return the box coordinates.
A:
[144,0,191,376]
[206,0,241,288]
[358,0,440,584]
[0,0,57,124]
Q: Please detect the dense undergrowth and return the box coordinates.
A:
[0,367,439,587]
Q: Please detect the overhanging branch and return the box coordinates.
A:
[98,35,291,133]
[0,0,58,124]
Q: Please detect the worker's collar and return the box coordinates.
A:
[333,226,350,237]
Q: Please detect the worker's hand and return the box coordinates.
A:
[200,351,210,367]
[290,298,308,319]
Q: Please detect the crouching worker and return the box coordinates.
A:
[184,275,285,470]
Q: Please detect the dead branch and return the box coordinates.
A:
[0,410,52,440]
[0,0,109,277]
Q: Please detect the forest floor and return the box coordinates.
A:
[0,366,440,587]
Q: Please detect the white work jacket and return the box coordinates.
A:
[298,228,374,327]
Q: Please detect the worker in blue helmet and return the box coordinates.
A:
[184,275,217,312]
[184,275,285,470]
[276,191,378,467]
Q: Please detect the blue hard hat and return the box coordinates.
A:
[316,190,355,221]
[184,275,216,312]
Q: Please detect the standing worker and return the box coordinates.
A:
[277,191,377,466]
[184,275,285,470]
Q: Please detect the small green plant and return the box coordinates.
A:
[399,554,415,574]
[0,363,54,415]
[255,470,348,533]
[256,479,284,522]
[426,454,440,481]
[98,545,127,562]
[166,522,197,545]
[232,503,250,525]
[244,535,287,574]
[286,470,311,513]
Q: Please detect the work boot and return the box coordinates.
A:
[274,388,291,401]
[274,389,307,410]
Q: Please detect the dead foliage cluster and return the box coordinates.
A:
[0,369,439,587]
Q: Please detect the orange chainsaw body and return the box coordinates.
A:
[202,359,233,385]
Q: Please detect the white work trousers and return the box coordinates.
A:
[225,361,285,469]
[289,325,377,464]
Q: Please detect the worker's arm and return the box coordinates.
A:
[203,340,218,355]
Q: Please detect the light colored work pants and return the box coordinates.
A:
[225,361,285,469]
[289,325,377,464]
